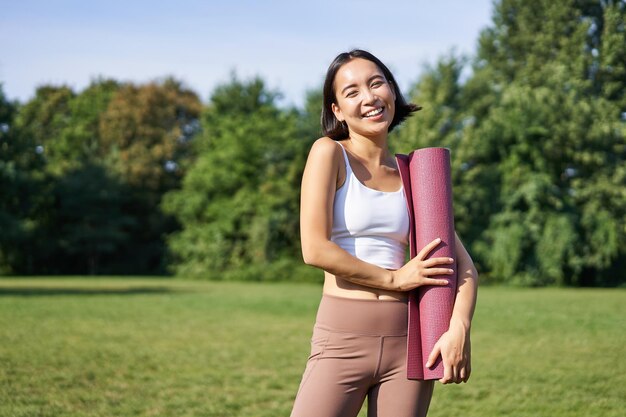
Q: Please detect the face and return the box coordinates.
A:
[331,58,396,139]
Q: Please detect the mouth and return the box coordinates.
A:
[362,107,384,118]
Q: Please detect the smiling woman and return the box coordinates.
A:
[320,50,421,142]
[289,49,478,417]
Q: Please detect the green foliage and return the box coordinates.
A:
[99,77,201,192]
[391,52,467,153]
[162,76,312,278]
[0,87,20,273]
[450,0,625,285]
[2,78,202,275]
[35,164,138,275]
[95,78,203,274]
[2,0,624,285]
[44,79,120,174]
[0,84,47,274]
[14,85,76,164]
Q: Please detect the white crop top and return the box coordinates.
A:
[330,142,410,269]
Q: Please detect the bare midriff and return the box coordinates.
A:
[322,271,409,302]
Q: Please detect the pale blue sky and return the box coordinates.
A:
[0,0,494,107]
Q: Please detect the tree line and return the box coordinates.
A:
[1,0,624,286]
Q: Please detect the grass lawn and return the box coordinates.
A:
[0,278,624,417]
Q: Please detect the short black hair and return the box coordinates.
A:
[321,49,421,140]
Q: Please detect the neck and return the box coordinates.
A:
[346,131,391,164]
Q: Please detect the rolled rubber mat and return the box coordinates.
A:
[396,148,457,380]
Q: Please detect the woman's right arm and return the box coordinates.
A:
[300,137,452,292]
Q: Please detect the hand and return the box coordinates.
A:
[391,238,455,291]
[425,320,472,384]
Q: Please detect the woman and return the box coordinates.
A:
[290,49,478,417]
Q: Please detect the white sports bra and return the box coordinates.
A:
[330,142,410,270]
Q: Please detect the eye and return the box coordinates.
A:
[371,80,384,88]
[345,90,358,98]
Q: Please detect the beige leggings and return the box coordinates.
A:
[290,294,434,417]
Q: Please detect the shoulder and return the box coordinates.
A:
[310,136,341,154]
[308,136,343,164]
[303,137,346,186]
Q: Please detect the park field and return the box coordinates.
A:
[0,278,624,417]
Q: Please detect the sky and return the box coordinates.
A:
[0,0,494,108]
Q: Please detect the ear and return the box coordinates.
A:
[331,102,344,122]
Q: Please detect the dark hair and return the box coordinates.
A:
[321,49,421,140]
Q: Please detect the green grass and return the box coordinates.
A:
[0,278,624,417]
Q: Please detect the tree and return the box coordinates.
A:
[93,78,203,274]
[5,78,202,275]
[0,84,44,274]
[391,52,466,152]
[162,76,304,279]
[34,163,136,275]
[99,78,202,193]
[457,0,626,285]
[54,79,120,172]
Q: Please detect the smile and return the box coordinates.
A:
[363,107,384,118]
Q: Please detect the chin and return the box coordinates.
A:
[359,123,391,138]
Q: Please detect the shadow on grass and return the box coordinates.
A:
[0,286,178,297]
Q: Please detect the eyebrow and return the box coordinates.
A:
[340,74,386,95]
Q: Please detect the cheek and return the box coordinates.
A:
[385,90,394,103]
[338,100,359,117]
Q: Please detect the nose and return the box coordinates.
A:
[362,88,377,105]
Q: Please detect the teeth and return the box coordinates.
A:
[364,108,383,117]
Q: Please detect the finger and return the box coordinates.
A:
[422,267,455,277]
[420,278,450,287]
[464,362,472,382]
[459,366,466,382]
[416,238,442,261]
[439,362,453,384]
[425,344,441,368]
[452,365,461,384]
[422,257,455,268]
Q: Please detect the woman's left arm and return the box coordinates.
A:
[425,231,479,384]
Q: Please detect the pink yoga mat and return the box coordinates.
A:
[396,148,457,380]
